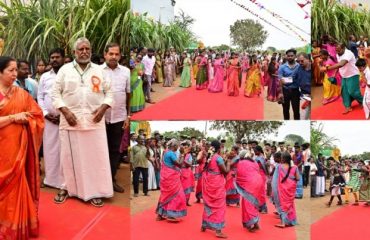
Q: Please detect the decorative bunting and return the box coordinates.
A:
[294,0,311,19]
[245,0,310,36]
[230,0,307,43]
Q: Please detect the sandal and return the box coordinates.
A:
[275,224,286,228]
[215,231,228,238]
[156,215,165,221]
[90,198,104,207]
[54,190,68,204]
[167,217,179,223]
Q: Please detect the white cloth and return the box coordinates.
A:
[363,67,370,119]
[142,55,156,75]
[147,161,157,190]
[37,69,63,188]
[269,155,276,173]
[316,176,325,196]
[38,69,59,116]
[337,49,359,78]
[43,120,63,188]
[101,63,130,123]
[52,61,113,130]
[59,129,113,201]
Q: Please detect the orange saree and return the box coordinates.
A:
[0,87,44,239]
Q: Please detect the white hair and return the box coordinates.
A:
[73,37,91,51]
[168,139,179,148]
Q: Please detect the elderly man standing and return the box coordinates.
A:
[101,43,130,193]
[52,37,113,207]
[37,48,65,189]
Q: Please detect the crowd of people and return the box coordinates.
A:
[130,47,311,120]
[312,34,370,118]
[130,131,311,238]
[0,38,130,239]
[310,154,370,207]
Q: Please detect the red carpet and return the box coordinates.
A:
[311,204,370,240]
[132,81,264,120]
[132,198,296,240]
[38,192,129,239]
[312,89,365,120]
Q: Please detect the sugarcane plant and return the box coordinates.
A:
[0,0,130,61]
[130,12,196,52]
[312,0,370,42]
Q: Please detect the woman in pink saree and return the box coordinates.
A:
[267,57,280,102]
[320,49,341,105]
[225,146,240,206]
[272,152,299,228]
[156,139,187,222]
[235,150,264,232]
[201,140,231,238]
[254,146,269,213]
[226,53,240,96]
[180,141,195,206]
[208,54,225,93]
[195,147,208,203]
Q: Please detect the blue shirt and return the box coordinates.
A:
[293,65,311,94]
[164,151,178,168]
[348,41,358,58]
[14,78,38,100]
[278,63,299,90]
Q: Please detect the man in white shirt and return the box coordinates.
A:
[356,57,370,119]
[37,48,65,189]
[101,43,130,193]
[141,48,156,104]
[52,37,113,207]
[321,43,363,114]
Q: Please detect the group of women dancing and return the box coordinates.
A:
[155,139,299,238]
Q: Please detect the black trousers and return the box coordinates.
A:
[106,121,124,181]
[133,167,148,194]
[303,165,310,187]
[310,175,317,197]
[282,88,300,120]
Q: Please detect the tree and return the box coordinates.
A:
[284,134,306,146]
[229,19,268,51]
[310,122,338,159]
[162,127,205,140]
[174,9,195,31]
[210,121,283,142]
[266,46,277,53]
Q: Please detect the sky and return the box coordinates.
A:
[318,121,370,156]
[148,121,310,142]
[174,0,311,49]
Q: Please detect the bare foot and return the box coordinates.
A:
[215,231,228,238]
[275,224,286,228]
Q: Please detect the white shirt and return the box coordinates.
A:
[142,55,155,75]
[37,69,59,117]
[337,49,359,78]
[269,155,276,173]
[101,63,130,123]
[52,61,113,131]
[309,163,317,175]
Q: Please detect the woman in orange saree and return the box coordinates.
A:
[226,53,240,97]
[0,56,44,239]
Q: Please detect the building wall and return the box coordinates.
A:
[131,0,175,24]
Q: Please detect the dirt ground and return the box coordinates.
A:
[131,180,311,240]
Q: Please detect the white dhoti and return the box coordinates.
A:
[59,129,113,201]
[147,161,157,190]
[363,89,370,119]
[43,119,63,188]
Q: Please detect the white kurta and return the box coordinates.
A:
[37,70,63,188]
[148,149,157,190]
[51,61,114,200]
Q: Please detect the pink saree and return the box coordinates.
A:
[208,59,224,93]
[272,164,298,226]
[202,154,226,230]
[195,155,206,200]
[156,152,187,219]
[181,154,195,201]
[225,157,240,205]
[255,156,268,212]
[235,159,263,228]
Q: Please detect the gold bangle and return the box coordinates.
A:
[8,115,14,122]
